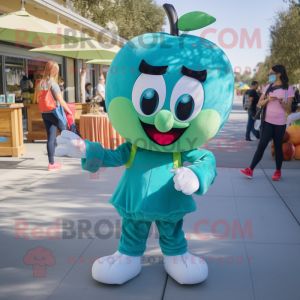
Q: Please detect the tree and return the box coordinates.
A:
[251,3,300,86]
[234,71,252,86]
[80,60,87,103]
[252,57,276,87]
[269,5,300,84]
[69,0,166,41]
[283,0,300,6]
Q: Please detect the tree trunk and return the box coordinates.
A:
[80,59,87,103]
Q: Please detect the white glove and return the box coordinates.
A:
[170,167,200,195]
[55,130,86,159]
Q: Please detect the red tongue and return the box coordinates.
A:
[145,128,181,146]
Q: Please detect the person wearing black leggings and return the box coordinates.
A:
[240,65,294,181]
[39,61,73,170]
[250,122,286,170]
[42,113,65,164]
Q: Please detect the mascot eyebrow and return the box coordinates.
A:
[139,59,168,75]
[181,66,207,82]
[139,59,207,83]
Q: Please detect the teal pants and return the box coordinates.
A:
[118,218,187,256]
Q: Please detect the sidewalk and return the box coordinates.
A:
[0,96,300,300]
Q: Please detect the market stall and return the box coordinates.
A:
[0,103,25,157]
[80,113,125,149]
[25,103,90,142]
[26,27,121,145]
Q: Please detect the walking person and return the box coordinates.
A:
[257,87,262,98]
[240,65,294,181]
[38,61,74,170]
[97,75,106,112]
[245,81,260,141]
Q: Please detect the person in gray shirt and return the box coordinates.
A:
[38,61,73,170]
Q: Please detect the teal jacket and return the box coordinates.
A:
[81,140,217,222]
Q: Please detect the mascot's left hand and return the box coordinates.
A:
[55,130,86,159]
[170,167,200,195]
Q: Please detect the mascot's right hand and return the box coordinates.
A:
[55,130,86,159]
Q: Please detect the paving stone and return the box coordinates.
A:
[1,96,299,300]
[163,241,255,300]
[245,243,300,300]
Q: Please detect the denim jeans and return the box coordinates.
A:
[246,109,259,139]
[42,113,66,164]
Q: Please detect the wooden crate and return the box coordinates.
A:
[24,103,90,142]
[0,103,26,157]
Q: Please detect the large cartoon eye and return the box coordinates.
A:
[170,76,204,122]
[140,88,159,115]
[132,73,166,116]
[175,94,194,121]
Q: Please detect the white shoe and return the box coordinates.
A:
[164,252,208,284]
[92,251,142,284]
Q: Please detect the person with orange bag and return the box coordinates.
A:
[38,61,74,170]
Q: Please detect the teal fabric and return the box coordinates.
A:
[115,207,187,223]
[119,218,187,256]
[182,148,217,196]
[81,140,217,223]
[106,32,234,135]
[81,140,131,173]
[156,219,187,256]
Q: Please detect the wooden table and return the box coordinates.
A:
[0,103,26,157]
[24,103,90,142]
[80,113,126,149]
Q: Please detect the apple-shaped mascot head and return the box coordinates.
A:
[106,4,234,153]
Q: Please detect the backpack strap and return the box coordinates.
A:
[173,152,182,169]
[265,84,283,97]
[125,144,182,169]
[125,144,138,168]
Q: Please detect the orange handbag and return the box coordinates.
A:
[38,83,56,112]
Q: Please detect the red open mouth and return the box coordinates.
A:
[140,119,188,146]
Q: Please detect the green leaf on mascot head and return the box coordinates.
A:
[178,11,216,31]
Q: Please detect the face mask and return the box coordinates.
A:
[269,74,277,83]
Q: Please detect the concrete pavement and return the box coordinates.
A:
[0,95,300,300]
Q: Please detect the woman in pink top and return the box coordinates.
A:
[240,65,294,181]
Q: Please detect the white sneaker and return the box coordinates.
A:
[164,252,208,284]
[92,251,142,284]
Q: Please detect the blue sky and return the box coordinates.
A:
[156,0,290,75]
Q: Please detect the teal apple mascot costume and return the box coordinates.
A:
[56,4,234,285]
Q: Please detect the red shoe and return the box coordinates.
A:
[272,170,281,181]
[48,162,62,171]
[239,167,253,179]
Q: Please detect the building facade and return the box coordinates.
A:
[0,0,127,104]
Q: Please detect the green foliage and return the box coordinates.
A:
[283,0,300,6]
[234,72,252,86]
[252,57,276,87]
[269,5,300,84]
[69,0,166,41]
[178,11,216,31]
[252,3,300,85]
